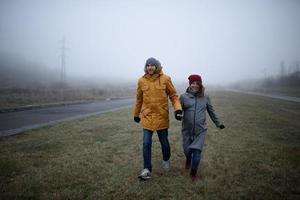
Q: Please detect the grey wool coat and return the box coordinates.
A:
[180,88,222,155]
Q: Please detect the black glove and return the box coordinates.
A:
[134,117,140,123]
[175,110,183,121]
[219,124,225,129]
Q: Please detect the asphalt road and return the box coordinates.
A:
[0,98,135,137]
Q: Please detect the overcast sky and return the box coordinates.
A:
[0,0,299,84]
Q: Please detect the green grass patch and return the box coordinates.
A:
[1,91,299,199]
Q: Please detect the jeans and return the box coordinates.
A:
[143,128,171,172]
[187,149,202,170]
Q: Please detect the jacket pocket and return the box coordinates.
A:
[155,84,166,90]
[141,85,149,91]
[142,108,151,117]
[161,106,169,117]
[155,84,167,98]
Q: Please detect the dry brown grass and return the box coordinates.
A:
[0,87,135,110]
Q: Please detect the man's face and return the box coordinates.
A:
[190,81,200,92]
[146,64,156,75]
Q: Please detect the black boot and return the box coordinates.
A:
[185,159,191,170]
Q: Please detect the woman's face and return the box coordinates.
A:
[146,64,156,75]
[190,81,200,92]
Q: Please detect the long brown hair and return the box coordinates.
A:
[197,81,205,97]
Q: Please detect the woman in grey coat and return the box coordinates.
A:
[180,74,225,180]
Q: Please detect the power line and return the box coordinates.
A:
[59,36,67,83]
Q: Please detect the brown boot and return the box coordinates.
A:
[185,159,191,170]
[190,169,198,181]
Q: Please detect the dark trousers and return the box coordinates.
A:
[187,149,202,170]
[143,128,171,172]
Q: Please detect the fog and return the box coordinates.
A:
[1,0,300,85]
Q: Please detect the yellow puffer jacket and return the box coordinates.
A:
[133,71,182,131]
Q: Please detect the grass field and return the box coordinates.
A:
[0,91,299,199]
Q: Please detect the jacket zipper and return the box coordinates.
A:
[193,94,197,140]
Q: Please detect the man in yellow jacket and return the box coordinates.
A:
[134,57,183,180]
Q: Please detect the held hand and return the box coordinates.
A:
[219,124,225,129]
[134,117,140,123]
[175,110,183,121]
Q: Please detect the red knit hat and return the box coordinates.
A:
[188,74,202,85]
